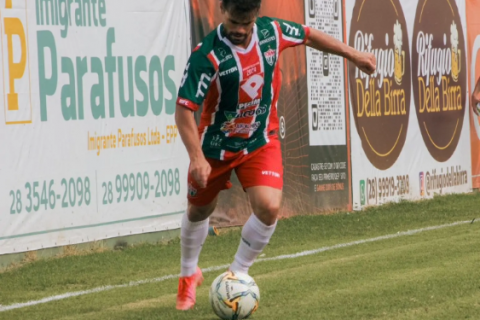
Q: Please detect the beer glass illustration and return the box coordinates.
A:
[451,21,461,82]
[393,20,405,85]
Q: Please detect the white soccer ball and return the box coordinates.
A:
[209,271,260,320]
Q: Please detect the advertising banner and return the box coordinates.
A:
[0,0,191,254]
[347,0,472,209]
[305,0,351,212]
[466,0,480,189]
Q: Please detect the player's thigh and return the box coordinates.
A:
[235,139,283,191]
[187,158,233,210]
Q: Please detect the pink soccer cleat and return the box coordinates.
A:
[176,267,204,310]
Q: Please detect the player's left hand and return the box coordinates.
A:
[353,51,376,75]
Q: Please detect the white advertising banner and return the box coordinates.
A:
[346,0,472,210]
[0,0,191,254]
[306,0,347,147]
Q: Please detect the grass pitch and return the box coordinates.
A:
[0,193,479,319]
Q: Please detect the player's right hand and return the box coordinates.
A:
[353,51,376,75]
[190,157,211,188]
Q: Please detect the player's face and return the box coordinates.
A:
[221,6,258,47]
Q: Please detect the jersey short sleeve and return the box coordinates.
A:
[270,17,310,53]
[177,49,217,112]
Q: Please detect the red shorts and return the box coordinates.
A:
[187,138,283,207]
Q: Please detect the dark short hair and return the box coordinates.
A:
[222,0,262,14]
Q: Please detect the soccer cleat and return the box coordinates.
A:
[176,267,204,310]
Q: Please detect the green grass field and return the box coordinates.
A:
[0,193,479,320]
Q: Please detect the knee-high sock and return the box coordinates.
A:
[180,213,209,277]
[230,214,277,274]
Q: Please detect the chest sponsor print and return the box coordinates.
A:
[220,121,261,135]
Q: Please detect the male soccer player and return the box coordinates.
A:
[175,0,376,310]
[473,76,480,116]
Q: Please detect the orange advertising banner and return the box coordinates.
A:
[467,0,480,188]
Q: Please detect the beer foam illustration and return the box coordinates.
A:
[450,21,459,53]
[393,20,403,53]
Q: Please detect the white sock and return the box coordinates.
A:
[230,214,277,274]
[180,213,209,277]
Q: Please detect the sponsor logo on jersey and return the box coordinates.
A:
[220,54,233,63]
[178,99,190,106]
[259,36,276,46]
[238,99,261,110]
[195,73,212,98]
[282,22,300,36]
[226,141,247,149]
[219,66,238,77]
[218,48,227,57]
[224,104,267,120]
[217,46,233,63]
[244,62,260,76]
[210,134,223,148]
[220,121,261,134]
[240,75,264,99]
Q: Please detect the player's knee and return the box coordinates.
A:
[254,202,280,221]
[266,202,281,215]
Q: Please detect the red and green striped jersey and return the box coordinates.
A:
[177,16,309,160]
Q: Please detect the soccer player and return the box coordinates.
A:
[175,0,376,310]
[473,76,480,116]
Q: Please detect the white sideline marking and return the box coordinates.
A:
[0,219,476,312]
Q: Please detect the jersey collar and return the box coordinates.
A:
[217,23,258,54]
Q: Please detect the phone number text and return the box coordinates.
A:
[100,169,181,205]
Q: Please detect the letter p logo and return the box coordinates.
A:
[1,0,32,124]
[5,16,27,111]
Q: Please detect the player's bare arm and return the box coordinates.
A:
[175,105,211,188]
[305,28,376,75]
[472,77,480,116]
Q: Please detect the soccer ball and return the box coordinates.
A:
[209,271,260,320]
